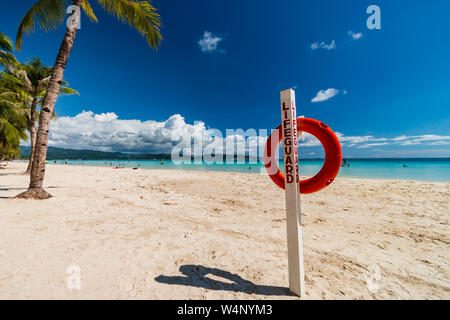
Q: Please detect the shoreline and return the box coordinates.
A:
[1,162,449,299]
[13,160,449,184]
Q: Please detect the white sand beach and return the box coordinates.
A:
[0,162,449,299]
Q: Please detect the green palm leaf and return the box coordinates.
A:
[0,32,14,52]
[97,0,162,48]
[0,118,20,147]
[0,32,18,67]
[0,71,27,88]
[16,0,162,50]
[81,0,98,23]
[16,0,68,50]
[60,86,79,95]
[0,51,18,67]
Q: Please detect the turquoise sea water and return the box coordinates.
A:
[51,158,450,182]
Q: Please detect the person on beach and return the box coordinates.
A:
[342,159,350,167]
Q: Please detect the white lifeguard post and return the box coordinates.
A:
[280,89,305,297]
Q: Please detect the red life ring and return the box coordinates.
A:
[264,118,342,194]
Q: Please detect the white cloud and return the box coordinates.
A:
[348,30,363,40]
[336,132,387,144]
[428,141,450,146]
[46,111,265,156]
[357,142,389,149]
[310,40,336,51]
[311,88,342,103]
[393,134,450,146]
[48,111,206,153]
[36,111,450,155]
[336,134,450,149]
[198,31,224,53]
[299,131,450,150]
[410,135,450,142]
[397,140,421,146]
[299,133,321,147]
[94,112,118,122]
[392,135,408,141]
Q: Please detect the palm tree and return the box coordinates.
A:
[2,58,79,174]
[0,32,26,162]
[0,32,18,68]
[15,1,162,199]
[0,83,28,160]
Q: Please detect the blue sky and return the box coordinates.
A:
[2,0,450,157]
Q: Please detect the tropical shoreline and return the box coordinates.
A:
[1,162,449,299]
[12,157,450,183]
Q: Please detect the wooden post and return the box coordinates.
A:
[280,89,305,297]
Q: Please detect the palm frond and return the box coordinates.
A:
[60,86,79,95]
[96,0,162,49]
[14,69,33,92]
[0,92,20,101]
[0,71,26,88]
[81,0,99,23]
[16,0,68,50]
[0,33,14,52]
[38,75,51,91]
[0,117,22,147]
[0,98,25,111]
[0,50,18,69]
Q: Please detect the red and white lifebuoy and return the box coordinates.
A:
[264,118,342,194]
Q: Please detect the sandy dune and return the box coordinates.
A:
[0,162,449,299]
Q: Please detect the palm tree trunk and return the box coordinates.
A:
[24,97,38,175]
[16,3,80,199]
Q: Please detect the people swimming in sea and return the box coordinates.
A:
[161,160,164,165]
[342,159,350,167]
[403,164,408,168]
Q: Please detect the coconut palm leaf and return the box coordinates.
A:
[16,0,68,50]
[81,0,98,23]
[0,71,26,88]
[0,32,18,67]
[0,51,18,68]
[38,75,51,91]
[0,98,28,149]
[16,0,162,50]
[97,0,161,48]
[0,33,14,52]
[0,118,21,147]
[59,86,79,95]
[14,69,34,92]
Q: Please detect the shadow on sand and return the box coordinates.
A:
[0,186,61,199]
[155,264,292,297]
[0,172,23,176]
